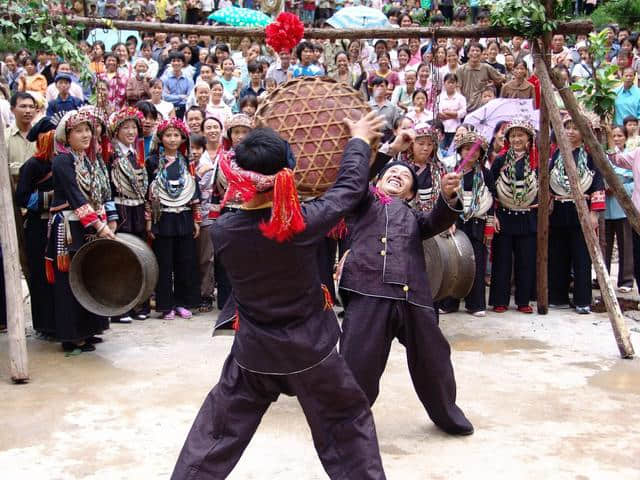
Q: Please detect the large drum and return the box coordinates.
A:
[423,230,476,301]
[69,233,159,317]
[255,77,372,197]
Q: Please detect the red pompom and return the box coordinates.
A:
[265,12,305,54]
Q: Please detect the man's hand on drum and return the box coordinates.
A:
[345,111,385,146]
[96,221,116,240]
[441,172,462,200]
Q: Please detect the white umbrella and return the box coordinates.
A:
[326,6,392,29]
[463,99,539,142]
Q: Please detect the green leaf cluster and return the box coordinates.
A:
[590,0,640,30]
[570,29,619,121]
[479,0,558,38]
[0,0,92,83]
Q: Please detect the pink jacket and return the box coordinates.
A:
[609,148,640,212]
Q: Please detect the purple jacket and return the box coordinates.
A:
[339,192,460,309]
[211,139,371,374]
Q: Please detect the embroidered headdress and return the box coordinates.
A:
[109,106,144,136]
[504,117,536,139]
[413,122,439,143]
[156,117,190,140]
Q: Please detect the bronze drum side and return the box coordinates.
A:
[423,230,475,301]
[255,77,373,197]
[69,233,159,317]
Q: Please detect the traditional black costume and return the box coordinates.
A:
[338,166,474,436]
[172,135,386,479]
[15,117,57,336]
[489,120,539,311]
[47,110,117,348]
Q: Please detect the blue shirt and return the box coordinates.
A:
[614,85,640,126]
[605,156,634,220]
[292,63,324,78]
[46,95,84,117]
[239,84,265,100]
[163,71,194,108]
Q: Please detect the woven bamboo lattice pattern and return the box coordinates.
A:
[255,77,371,197]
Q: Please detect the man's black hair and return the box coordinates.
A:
[235,128,287,175]
[190,133,207,150]
[10,91,35,109]
[168,52,186,64]
[135,100,158,120]
[623,115,638,126]
[370,76,389,87]
[247,60,260,74]
[430,14,446,25]
[296,41,314,61]
[386,7,401,19]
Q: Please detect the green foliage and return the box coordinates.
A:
[570,29,619,121]
[480,0,574,39]
[591,0,640,30]
[0,0,91,83]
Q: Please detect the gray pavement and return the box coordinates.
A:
[1,303,639,479]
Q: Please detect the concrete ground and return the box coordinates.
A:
[1,302,640,479]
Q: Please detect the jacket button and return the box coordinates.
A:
[381,237,387,243]
[380,250,386,256]
[403,285,409,292]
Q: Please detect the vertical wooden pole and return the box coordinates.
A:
[536,93,550,315]
[0,122,29,382]
[534,55,634,359]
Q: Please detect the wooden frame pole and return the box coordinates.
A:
[64,16,593,39]
[534,54,634,359]
[0,122,29,382]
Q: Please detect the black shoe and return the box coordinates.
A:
[87,336,103,344]
[62,342,96,352]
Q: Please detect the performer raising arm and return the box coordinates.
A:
[338,129,474,436]
[171,112,388,480]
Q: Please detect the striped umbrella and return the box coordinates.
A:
[326,6,392,29]
[208,6,271,27]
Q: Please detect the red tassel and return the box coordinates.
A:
[57,253,70,273]
[321,284,334,311]
[135,138,146,168]
[259,168,306,242]
[45,258,55,284]
[232,308,240,331]
[529,144,539,170]
[327,218,348,240]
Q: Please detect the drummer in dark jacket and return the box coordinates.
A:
[338,129,474,436]
[171,113,388,480]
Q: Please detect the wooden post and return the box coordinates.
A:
[64,15,594,39]
[535,6,553,315]
[534,54,634,359]
[0,122,29,382]
[553,83,640,236]
[536,96,550,315]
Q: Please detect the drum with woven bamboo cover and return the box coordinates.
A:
[255,77,372,197]
[423,230,475,301]
[69,233,159,317]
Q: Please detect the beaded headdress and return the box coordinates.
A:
[109,106,144,135]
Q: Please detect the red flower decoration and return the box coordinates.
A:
[265,12,305,54]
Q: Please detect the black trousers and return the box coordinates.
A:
[340,293,472,435]
[171,351,386,480]
[440,232,486,313]
[548,226,592,307]
[604,218,634,288]
[153,234,201,312]
[489,232,536,308]
[24,215,55,335]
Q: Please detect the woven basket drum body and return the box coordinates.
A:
[255,77,372,197]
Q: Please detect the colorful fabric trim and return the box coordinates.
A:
[74,203,99,228]
[590,190,606,211]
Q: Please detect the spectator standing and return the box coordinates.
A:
[46,74,84,117]
[614,68,640,126]
[266,50,293,85]
[369,77,401,138]
[7,92,36,177]
[458,42,504,112]
[149,78,176,120]
[239,61,265,100]
[163,53,194,119]
[500,61,535,99]
[437,73,467,149]
[126,58,151,106]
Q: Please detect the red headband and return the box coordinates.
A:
[219,151,306,242]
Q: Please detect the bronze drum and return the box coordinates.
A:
[423,230,475,301]
[69,233,159,317]
[255,77,373,197]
